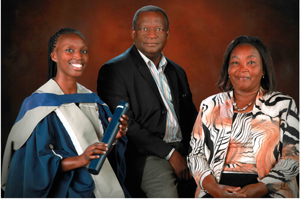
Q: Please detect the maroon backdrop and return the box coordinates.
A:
[1,0,299,158]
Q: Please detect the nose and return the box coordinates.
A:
[73,51,83,59]
[238,62,248,72]
[147,28,157,38]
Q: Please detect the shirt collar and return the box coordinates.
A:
[137,49,168,71]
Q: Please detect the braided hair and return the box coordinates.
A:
[47,28,86,81]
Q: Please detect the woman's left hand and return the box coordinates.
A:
[236,182,268,198]
[108,114,129,141]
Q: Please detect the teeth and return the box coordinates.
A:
[239,76,249,79]
[72,63,82,69]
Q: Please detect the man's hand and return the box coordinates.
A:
[168,150,191,180]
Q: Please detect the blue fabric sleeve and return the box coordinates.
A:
[113,136,131,197]
[4,113,95,198]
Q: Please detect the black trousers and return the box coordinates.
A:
[202,173,271,198]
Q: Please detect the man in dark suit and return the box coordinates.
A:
[97,5,197,198]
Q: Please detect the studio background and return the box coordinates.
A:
[1,0,299,162]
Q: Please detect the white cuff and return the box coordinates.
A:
[165,148,175,160]
[200,170,212,189]
[112,140,118,145]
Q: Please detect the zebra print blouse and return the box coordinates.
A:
[223,112,257,174]
[187,88,299,198]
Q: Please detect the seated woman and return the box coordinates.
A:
[188,35,299,198]
[2,28,130,198]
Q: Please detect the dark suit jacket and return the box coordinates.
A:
[97,44,197,196]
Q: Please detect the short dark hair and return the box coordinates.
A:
[217,35,277,94]
[132,5,169,30]
[47,28,86,81]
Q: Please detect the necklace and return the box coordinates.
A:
[232,98,255,112]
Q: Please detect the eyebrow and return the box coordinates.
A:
[246,55,257,59]
[230,56,239,59]
[63,44,88,48]
[230,55,257,59]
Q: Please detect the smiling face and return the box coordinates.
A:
[51,33,88,80]
[131,11,169,63]
[228,44,264,93]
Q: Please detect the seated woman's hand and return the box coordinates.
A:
[236,182,268,198]
[203,174,247,198]
[211,184,246,198]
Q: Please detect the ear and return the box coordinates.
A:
[51,51,58,63]
[166,29,170,39]
[131,29,136,40]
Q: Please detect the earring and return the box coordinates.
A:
[262,75,264,78]
[228,76,230,79]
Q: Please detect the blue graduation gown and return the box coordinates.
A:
[3,92,129,198]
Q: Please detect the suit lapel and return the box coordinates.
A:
[129,45,180,118]
[130,45,164,105]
